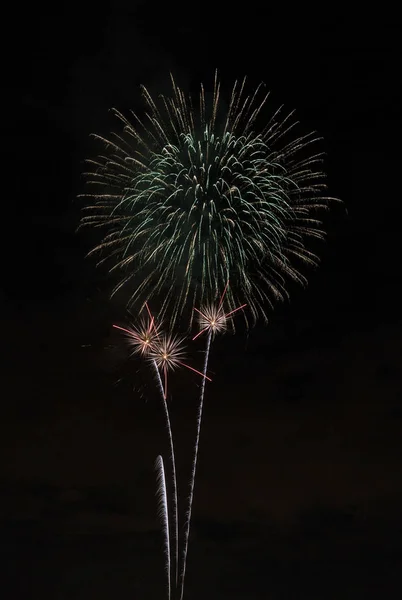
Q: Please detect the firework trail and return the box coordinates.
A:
[148,333,211,400]
[152,363,179,593]
[112,312,179,590]
[79,71,335,329]
[178,329,212,600]
[113,306,210,594]
[155,455,171,600]
[178,285,246,600]
[146,326,211,595]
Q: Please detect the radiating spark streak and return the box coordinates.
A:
[177,361,212,381]
[224,303,247,318]
[192,327,210,341]
[217,280,229,310]
[145,302,156,331]
[193,307,208,318]
[113,324,136,336]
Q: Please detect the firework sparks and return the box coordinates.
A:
[149,333,211,399]
[79,71,337,329]
[149,334,186,372]
[112,316,159,356]
[179,284,246,599]
[192,282,247,340]
[114,304,212,400]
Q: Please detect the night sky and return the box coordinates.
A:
[1,4,401,598]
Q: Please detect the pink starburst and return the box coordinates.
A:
[113,314,160,357]
[192,282,247,340]
[149,332,212,399]
[149,333,186,372]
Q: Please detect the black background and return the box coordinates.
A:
[1,4,401,598]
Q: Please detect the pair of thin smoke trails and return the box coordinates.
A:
[114,292,244,600]
[79,72,338,599]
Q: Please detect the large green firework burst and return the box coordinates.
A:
[79,72,335,328]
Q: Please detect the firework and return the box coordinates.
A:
[114,309,180,593]
[79,72,335,329]
[149,333,186,372]
[112,317,159,356]
[155,456,171,600]
[148,332,211,400]
[114,306,212,596]
[82,72,339,600]
[193,281,247,340]
[178,285,246,600]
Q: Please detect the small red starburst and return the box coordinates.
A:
[193,282,247,340]
[113,312,160,357]
[149,333,186,372]
[149,332,212,399]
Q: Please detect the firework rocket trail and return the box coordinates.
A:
[179,286,246,600]
[113,308,180,591]
[178,329,212,600]
[152,360,179,593]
